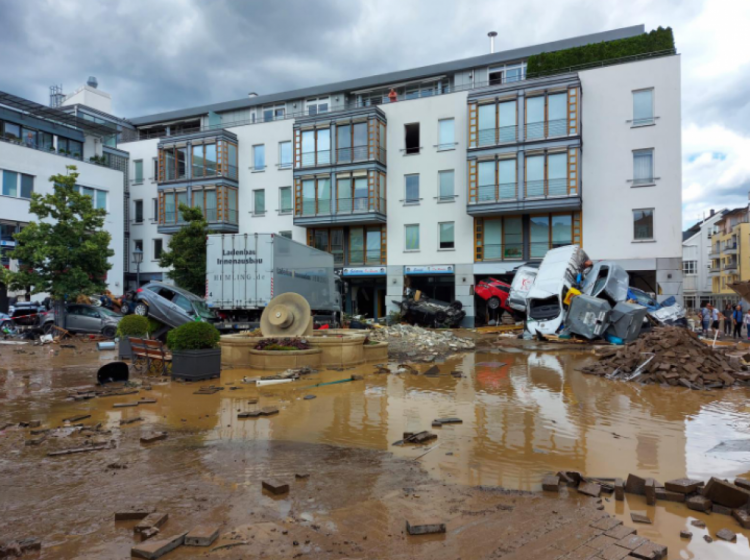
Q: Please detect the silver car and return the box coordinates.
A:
[133,282,217,328]
[63,304,123,337]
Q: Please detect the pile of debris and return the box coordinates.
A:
[369,324,474,362]
[582,327,750,389]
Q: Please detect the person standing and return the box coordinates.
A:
[733,304,744,339]
[724,302,734,335]
[712,304,721,338]
[700,303,711,336]
[744,308,750,341]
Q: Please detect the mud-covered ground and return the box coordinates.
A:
[3,336,750,558]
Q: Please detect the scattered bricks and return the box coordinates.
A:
[135,512,168,534]
[434,417,462,424]
[690,520,706,528]
[30,428,49,436]
[686,495,712,512]
[630,512,652,524]
[405,521,446,536]
[716,528,737,542]
[615,478,625,501]
[591,517,623,532]
[631,541,668,560]
[542,474,561,492]
[113,403,138,408]
[605,525,636,540]
[616,534,648,551]
[704,535,713,543]
[712,504,732,515]
[432,421,443,428]
[702,477,750,509]
[120,417,143,425]
[185,525,220,547]
[578,482,602,498]
[295,473,310,480]
[140,433,167,444]
[587,534,618,552]
[557,471,575,486]
[625,474,647,496]
[560,471,584,487]
[599,543,631,560]
[734,477,750,491]
[138,399,157,404]
[665,478,704,494]
[63,414,91,423]
[262,480,289,495]
[680,530,692,539]
[412,432,438,444]
[655,488,685,503]
[115,511,151,521]
[645,479,656,506]
[260,407,279,416]
[733,508,750,529]
[247,398,258,404]
[238,411,262,419]
[140,528,160,542]
[303,395,316,400]
[131,533,186,560]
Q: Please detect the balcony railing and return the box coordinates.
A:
[477,125,517,147]
[0,134,83,161]
[336,145,369,163]
[724,260,738,271]
[349,251,386,266]
[525,119,568,141]
[525,178,568,198]
[301,150,331,167]
[481,241,575,261]
[163,207,237,225]
[300,197,386,217]
[476,182,518,203]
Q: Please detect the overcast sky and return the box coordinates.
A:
[1,0,748,228]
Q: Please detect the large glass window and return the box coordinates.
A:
[163,146,187,180]
[634,209,654,240]
[353,177,368,212]
[317,178,331,214]
[253,144,265,170]
[205,190,217,221]
[227,143,238,178]
[551,214,573,248]
[302,179,315,215]
[134,160,143,183]
[478,160,495,202]
[526,155,545,197]
[337,178,351,213]
[317,129,330,165]
[164,193,176,223]
[498,159,516,200]
[504,216,523,259]
[21,127,37,147]
[154,239,163,260]
[633,149,654,185]
[526,96,545,140]
[176,147,186,178]
[530,215,550,259]
[439,222,455,249]
[301,130,315,166]
[2,170,17,197]
[95,190,107,211]
[134,200,144,223]
[350,228,364,263]
[547,153,567,196]
[548,93,567,136]
[192,189,205,217]
[227,189,238,223]
[405,224,420,251]
[366,228,381,263]
[353,123,367,160]
[254,189,265,215]
[484,219,502,260]
[477,104,494,147]
[204,144,217,175]
[39,132,53,151]
[279,187,292,213]
[439,170,454,201]
[331,229,344,265]
[314,230,329,253]
[438,119,455,150]
[3,122,20,141]
[633,89,654,126]
[498,101,516,143]
[405,174,419,203]
[279,141,292,168]
[177,192,188,221]
[337,125,351,163]
[20,174,33,199]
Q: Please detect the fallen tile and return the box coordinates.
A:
[630,512,652,524]
[630,540,667,560]
[131,533,186,559]
[262,480,289,495]
[542,474,560,492]
[578,482,602,498]
[664,478,704,494]
[185,524,220,547]
[686,495,712,512]
[114,511,151,521]
[605,524,636,540]
[140,433,167,444]
[405,521,446,535]
[702,477,750,509]
[679,530,692,539]
[716,528,737,542]
[616,534,648,551]
[135,512,168,534]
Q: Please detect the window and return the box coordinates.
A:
[438,119,455,150]
[263,105,286,122]
[96,190,107,211]
[547,93,567,136]
[439,222,455,249]
[405,224,420,251]
[279,187,292,214]
[306,98,329,116]
[489,63,525,85]
[152,198,159,221]
[279,231,292,239]
[3,122,20,141]
[191,143,217,178]
[254,189,266,215]
[317,178,331,214]
[405,174,420,203]
[525,153,567,197]
[134,160,143,184]
[633,89,654,126]
[205,190,217,221]
[547,153,567,196]
[683,260,697,275]
[526,155,545,197]
[336,123,368,163]
[20,174,33,199]
[301,129,330,166]
[483,216,523,260]
[153,159,158,180]
[253,144,265,171]
[21,127,37,147]
[438,170,454,201]
[227,189,238,223]
[39,132,53,151]
[134,200,143,224]
[163,146,187,180]
[153,239,163,260]
[2,170,17,197]
[633,209,654,240]
[526,96,545,140]
[279,141,292,168]
[530,215,550,259]
[405,123,420,154]
[366,228,381,263]
[349,228,363,263]
[633,149,654,185]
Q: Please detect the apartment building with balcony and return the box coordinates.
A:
[707,207,750,307]
[682,209,726,309]
[117,24,682,325]
[0,85,127,307]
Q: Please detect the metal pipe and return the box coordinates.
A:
[488,31,498,54]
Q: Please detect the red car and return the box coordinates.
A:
[475,278,514,314]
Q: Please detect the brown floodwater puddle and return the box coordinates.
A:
[3,344,750,558]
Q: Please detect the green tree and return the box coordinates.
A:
[159,204,207,294]
[4,165,112,300]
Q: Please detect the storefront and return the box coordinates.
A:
[341,266,387,319]
[404,265,455,303]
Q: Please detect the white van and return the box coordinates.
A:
[525,245,589,336]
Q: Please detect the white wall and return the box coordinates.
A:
[579,55,682,263]
[381,91,472,267]
[62,85,113,114]
[0,142,125,293]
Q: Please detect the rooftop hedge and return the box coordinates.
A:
[527,27,675,77]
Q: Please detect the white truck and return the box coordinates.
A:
[206,233,342,331]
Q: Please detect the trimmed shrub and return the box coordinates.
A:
[527,27,674,77]
[254,338,310,351]
[167,321,221,351]
[116,315,149,338]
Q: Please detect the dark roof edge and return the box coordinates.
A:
[129,24,645,126]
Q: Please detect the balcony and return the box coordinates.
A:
[468,178,580,216]
[724,260,738,272]
[157,129,239,190]
[708,265,721,276]
[723,241,738,255]
[709,248,721,258]
[158,208,238,235]
[295,196,386,227]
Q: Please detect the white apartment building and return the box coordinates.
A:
[2,24,680,326]
[0,84,127,307]
[682,210,726,309]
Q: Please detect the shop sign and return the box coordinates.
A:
[343,267,387,277]
[404,265,454,275]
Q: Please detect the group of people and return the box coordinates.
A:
[700,302,750,339]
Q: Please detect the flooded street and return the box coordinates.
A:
[2,341,750,558]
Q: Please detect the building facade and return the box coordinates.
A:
[708,207,750,308]
[681,209,725,310]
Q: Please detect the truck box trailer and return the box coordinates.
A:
[206,233,341,331]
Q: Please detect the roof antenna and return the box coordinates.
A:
[488,31,498,54]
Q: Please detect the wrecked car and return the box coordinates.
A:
[581,261,629,304]
[475,278,515,316]
[507,264,539,313]
[394,293,465,328]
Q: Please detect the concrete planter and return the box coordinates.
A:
[172,348,222,381]
[306,333,366,366]
[363,341,389,362]
[247,348,322,370]
[220,334,262,368]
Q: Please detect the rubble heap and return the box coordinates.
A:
[582,327,750,389]
[369,324,474,362]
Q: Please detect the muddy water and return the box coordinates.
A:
[3,344,750,558]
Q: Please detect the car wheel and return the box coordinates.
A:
[134,303,149,317]
[435,311,448,325]
[119,302,130,314]
[102,326,117,338]
[487,297,501,310]
[451,300,463,311]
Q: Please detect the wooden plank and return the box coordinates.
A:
[468,102,478,148]
[568,87,579,135]
[468,158,478,204]
[474,218,484,262]
[380,224,387,265]
[294,128,301,168]
[294,177,302,216]
[568,148,578,195]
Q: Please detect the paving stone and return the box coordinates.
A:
[586,535,618,552]
[679,530,692,539]
[712,504,732,515]
[578,482,602,498]
[664,478,704,494]
[598,543,631,560]
[625,474,647,496]
[630,540,668,560]
[113,402,138,408]
[114,511,151,521]
[716,528,737,542]
[630,513,652,524]
[654,488,684,503]
[139,528,159,542]
[614,478,624,501]
[644,479,656,506]
[734,477,750,491]
[686,495,712,512]
[690,519,706,528]
[733,508,750,529]
[185,524,220,546]
[702,477,750,508]
[135,512,168,534]
[542,474,561,492]
[140,432,167,444]
[131,533,186,559]
[563,544,598,560]
[295,473,310,479]
[590,517,623,532]
[616,534,648,551]
[604,525,636,540]
[262,480,289,495]
[405,521,446,535]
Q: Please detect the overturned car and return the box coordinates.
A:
[394,293,465,328]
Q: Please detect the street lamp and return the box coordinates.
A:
[133,247,143,288]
